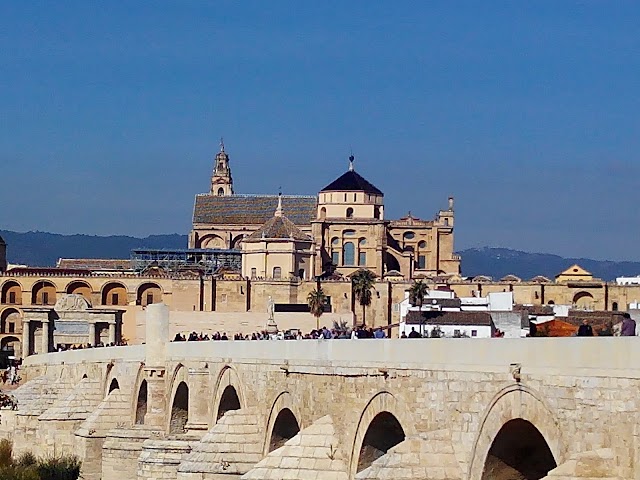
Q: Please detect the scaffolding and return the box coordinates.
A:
[131,248,241,275]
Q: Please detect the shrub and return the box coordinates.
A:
[0,441,80,480]
[36,455,81,480]
[16,451,37,468]
[0,438,13,468]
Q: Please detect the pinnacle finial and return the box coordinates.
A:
[348,154,355,172]
[219,137,225,152]
[275,189,283,217]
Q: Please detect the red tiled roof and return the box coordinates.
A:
[245,216,311,242]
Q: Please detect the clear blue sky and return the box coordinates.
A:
[1,2,638,260]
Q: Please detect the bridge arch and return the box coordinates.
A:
[212,365,245,424]
[468,385,563,480]
[349,390,416,477]
[263,392,302,455]
[130,364,148,425]
[103,363,121,398]
[168,364,189,434]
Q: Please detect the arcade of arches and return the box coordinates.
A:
[4,332,636,480]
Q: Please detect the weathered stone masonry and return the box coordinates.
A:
[0,304,637,479]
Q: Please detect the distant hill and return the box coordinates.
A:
[459,247,640,282]
[0,230,188,267]
[1,231,638,281]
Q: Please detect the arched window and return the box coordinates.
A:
[273,267,282,279]
[217,187,224,196]
[358,239,367,266]
[346,207,354,219]
[343,242,355,266]
[137,283,162,307]
[418,241,427,249]
[250,268,257,279]
[612,302,619,311]
[331,237,340,266]
[1,281,22,305]
[320,207,327,220]
[32,281,56,306]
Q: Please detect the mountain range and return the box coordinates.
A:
[1,230,638,282]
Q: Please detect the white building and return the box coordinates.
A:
[397,289,517,338]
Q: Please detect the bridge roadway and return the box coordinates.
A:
[1,304,638,480]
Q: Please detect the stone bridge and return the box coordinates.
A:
[1,304,637,480]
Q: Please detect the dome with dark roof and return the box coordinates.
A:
[320,170,383,195]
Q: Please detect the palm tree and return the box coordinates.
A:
[351,269,376,327]
[409,280,428,335]
[307,288,327,331]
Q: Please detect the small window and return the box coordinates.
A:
[146,293,154,305]
[454,329,460,336]
[298,269,305,279]
[418,241,426,249]
[332,251,339,265]
[444,218,449,226]
[359,252,366,266]
[612,302,619,311]
[343,230,355,236]
[112,293,119,305]
[346,207,354,218]
[8,292,15,304]
[344,193,347,202]
[359,238,366,246]
[221,294,227,303]
[331,237,339,246]
[217,187,224,196]
[374,206,380,219]
[535,291,540,300]
[8,323,14,334]
[273,267,282,279]
[417,255,426,269]
[471,330,477,337]
[251,267,257,279]
[403,232,415,240]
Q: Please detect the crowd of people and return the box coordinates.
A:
[2,361,21,386]
[55,340,129,352]
[173,325,388,342]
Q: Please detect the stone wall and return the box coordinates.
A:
[2,335,639,479]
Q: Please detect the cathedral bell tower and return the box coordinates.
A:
[210,138,234,196]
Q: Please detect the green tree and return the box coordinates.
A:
[408,280,428,335]
[351,269,376,327]
[307,288,327,331]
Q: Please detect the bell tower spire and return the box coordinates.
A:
[210,137,234,196]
